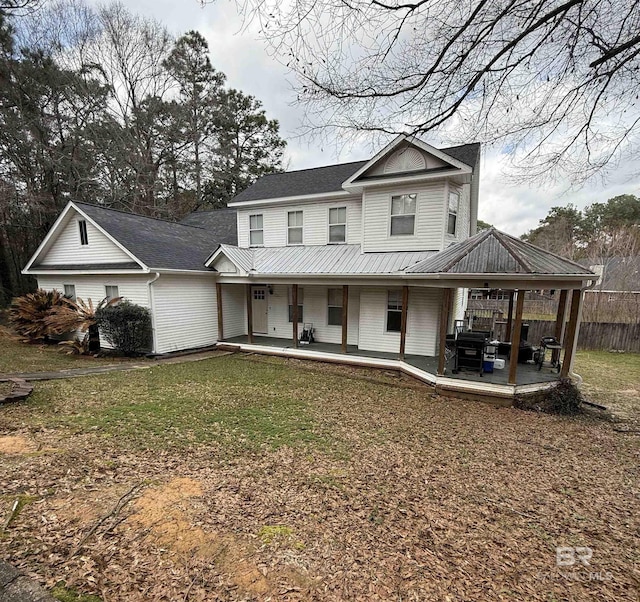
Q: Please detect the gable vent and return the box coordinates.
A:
[384,147,426,174]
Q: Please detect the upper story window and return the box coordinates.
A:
[105,285,119,302]
[448,191,460,235]
[63,284,76,301]
[328,207,346,244]
[78,220,88,245]
[249,214,263,246]
[288,211,303,245]
[390,194,416,236]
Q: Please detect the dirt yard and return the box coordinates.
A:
[0,353,638,601]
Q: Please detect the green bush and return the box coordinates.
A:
[96,301,152,356]
[515,378,584,415]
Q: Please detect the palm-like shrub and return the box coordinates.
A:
[9,289,68,341]
[47,296,121,353]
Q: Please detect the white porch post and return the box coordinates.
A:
[216,281,223,342]
[341,285,349,354]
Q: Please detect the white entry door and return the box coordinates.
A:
[252,287,268,334]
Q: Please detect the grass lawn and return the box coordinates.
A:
[0,352,638,601]
[0,328,134,374]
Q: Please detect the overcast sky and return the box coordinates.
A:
[113,0,639,236]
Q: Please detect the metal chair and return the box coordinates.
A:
[536,336,562,372]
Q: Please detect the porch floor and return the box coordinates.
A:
[222,335,560,388]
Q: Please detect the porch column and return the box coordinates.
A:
[552,289,569,365]
[341,285,349,354]
[437,288,453,376]
[560,289,583,378]
[216,282,224,342]
[246,284,254,344]
[505,291,515,341]
[399,285,409,360]
[292,284,299,348]
[508,289,526,385]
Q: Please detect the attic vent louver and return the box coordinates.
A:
[384,148,426,174]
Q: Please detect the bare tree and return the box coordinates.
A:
[219,0,640,184]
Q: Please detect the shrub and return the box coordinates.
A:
[9,289,68,341]
[96,301,152,356]
[515,378,584,415]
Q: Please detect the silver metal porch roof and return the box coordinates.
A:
[215,244,436,275]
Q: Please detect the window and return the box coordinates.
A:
[288,287,304,322]
[390,194,416,236]
[386,290,403,332]
[249,214,263,246]
[489,289,509,301]
[328,207,346,243]
[78,220,88,245]
[287,211,303,245]
[327,288,343,326]
[469,289,484,300]
[105,285,119,301]
[63,284,76,301]
[448,191,459,235]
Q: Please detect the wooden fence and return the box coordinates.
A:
[522,320,640,352]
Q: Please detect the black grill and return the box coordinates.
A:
[453,332,487,375]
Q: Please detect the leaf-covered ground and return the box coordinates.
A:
[0,353,638,601]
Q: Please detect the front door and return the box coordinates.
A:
[252,287,268,334]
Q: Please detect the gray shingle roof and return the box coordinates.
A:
[579,256,640,291]
[405,228,595,276]
[73,202,218,271]
[230,142,481,204]
[179,208,238,245]
[213,244,435,275]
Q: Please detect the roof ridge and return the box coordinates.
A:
[258,160,368,177]
[73,201,208,231]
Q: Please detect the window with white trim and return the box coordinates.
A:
[448,191,459,235]
[288,287,304,322]
[78,220,88,245]
[328,207,346,243]
[327,288,343,326]
[469,289,484,300]
[287,211,303,245]
[63,284,76,300]
[105,285,119,302]
[386,290,402,332]
[249,214,263,246]
[390,194,416,236]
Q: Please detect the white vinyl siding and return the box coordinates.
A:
[362,182,446,252]
[220,284,247,339]
[40,213,132,266]
[152,274,217,354]
[358,287,440,356]
[236,198,362,248]
[35,275,151,350]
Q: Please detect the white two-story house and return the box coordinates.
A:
[23,135,595,400]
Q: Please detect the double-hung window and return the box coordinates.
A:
[287,211,303,245]
[105,285,119,302]
[63,284,76,301]
[328,207,346,243]
[249,214,263,246]
[327,288,343,326]
[386,290,403,332]
[390,194,416,236]
[448,191,459,235]
[288,287,304,322]
[78,220,88,245]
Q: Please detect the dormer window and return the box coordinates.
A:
[390,194,416,236]
[78,220,88,245]
[249,214,263,246]
[448,191,459,235]
[328,207,346,243]
[288,211,303,245]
